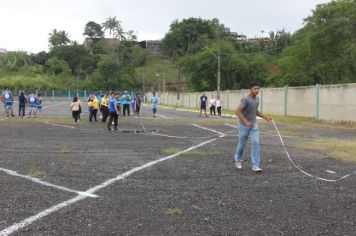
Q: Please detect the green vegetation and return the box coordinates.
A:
[295,138,356,162]
[0,0,354,91]
[163,0,355,91]
[164,208,182,217]
[28,170,47,178]
[0,17,148,91]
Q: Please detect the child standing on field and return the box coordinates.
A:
[209,95,216,117]
[216,97,223,117]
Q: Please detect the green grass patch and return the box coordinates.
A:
[295,138,356,162]
[60,144,70,154]
[28,170,47,178]
[164,208,182,217]
[161,146,181,155]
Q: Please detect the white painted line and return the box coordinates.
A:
[0,168,98,198]
[0,195,86,236]
[224,123,236,129]
[43,122,75,129]
[326,170,336,174]
[0,137,218,236]
[192,124,225,137]
[156,114,172,120]
[42,101,67,110]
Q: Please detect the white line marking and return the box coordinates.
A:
[0,138,218,235]
[156,114,172,119]
[43,122,75,129]
[42,102,67,110]
[192,124,225,137]
[0,168,97,198]
[224,123,236,129]
[326,170,336,174]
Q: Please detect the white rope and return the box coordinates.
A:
[272,120,356,182]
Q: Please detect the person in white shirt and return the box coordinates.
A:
[216,97,223,116]
[209,95,216,117]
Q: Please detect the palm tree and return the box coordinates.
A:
[48,29,71,48]
[58,30,71,46]
[102,16,124,39]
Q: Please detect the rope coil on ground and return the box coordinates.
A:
[272,120,356,182]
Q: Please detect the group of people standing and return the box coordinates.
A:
[199,93,223,117]
[1,89,42,118]
[69,90,159,131]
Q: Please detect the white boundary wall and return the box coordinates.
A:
[146,83,356,122]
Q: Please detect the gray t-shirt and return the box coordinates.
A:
[239,95,259,123]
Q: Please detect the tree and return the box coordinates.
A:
[83,21,104,38]
[163,17,231,56]
[45,57,71,75]
[48,29,71,48]
[270,0,356,85]
[102,16,124,39]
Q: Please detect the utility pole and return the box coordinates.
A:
[142,71,146,102]
[176,65,181,101]
[163,72,166,93]
[217,47,221,98]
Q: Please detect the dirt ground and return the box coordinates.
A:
[0,101,355,236]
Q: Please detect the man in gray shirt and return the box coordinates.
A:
[235,82,271,172]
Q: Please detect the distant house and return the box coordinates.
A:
[247,37,271,48]
[83,38,119,50]
[139,40,167,55]
[236,34,248,42]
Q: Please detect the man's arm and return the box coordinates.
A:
[235,103,252,128]
[256,110,272,121]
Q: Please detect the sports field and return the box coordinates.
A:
[0,101,355,235]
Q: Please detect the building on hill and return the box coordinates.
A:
[83,38,119,50]
[247,37,271,48]
[139,40,168,55]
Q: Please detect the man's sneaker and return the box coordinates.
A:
[235,161,242,169]
[252,167,263,173]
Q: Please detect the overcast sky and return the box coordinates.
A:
[0,0,331,53]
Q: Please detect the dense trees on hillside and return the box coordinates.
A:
[0,0,354,91]
[163,0,356,91]
[0,17,148,90]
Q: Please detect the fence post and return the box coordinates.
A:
[226,90,229,111]
[260,88,263,113]
[283,86,288,116]
[52,90,55,102]
[84,90,87,99]
[68,90,71,102]
[315,84,320,120]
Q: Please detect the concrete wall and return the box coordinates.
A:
[145,83,356,122]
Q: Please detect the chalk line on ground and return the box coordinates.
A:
[0,137,218,236]
[42,122,75,129]
[192,124,225,137]
[0,167,98,198]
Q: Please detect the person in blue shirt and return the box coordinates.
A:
[107,92,119,131]
[2,89,14,118]
[151,92,158,118]
[121,90,131,116]
[199,93,208,117]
